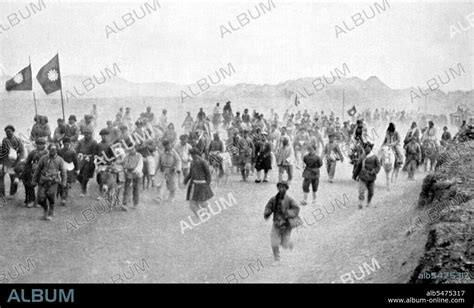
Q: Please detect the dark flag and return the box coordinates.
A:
[36,54,62,94]
[5,65,32,91]
[347,105,357,116]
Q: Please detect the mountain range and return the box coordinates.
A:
[0,72,472,115]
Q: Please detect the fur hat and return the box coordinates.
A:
[276,181,289,190]
[4,125,15,132]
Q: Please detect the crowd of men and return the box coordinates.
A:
[0,101,466,226]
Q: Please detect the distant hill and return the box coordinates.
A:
[1,72,472,115]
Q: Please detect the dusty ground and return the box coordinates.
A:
[0,152,431,283]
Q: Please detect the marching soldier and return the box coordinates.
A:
[58,137,79,206]
[32,144,67,221]
[23,138,48,208]
[75,127,99,197]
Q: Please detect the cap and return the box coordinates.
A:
[82,126,93,134]
[276,181,289,189]
[4,125,15,132]
[35,138,46,145]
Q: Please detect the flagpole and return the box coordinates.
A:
[342,89,345,122]
[33,92,38,117]
[57,52,66,120]
[29,56,38,117]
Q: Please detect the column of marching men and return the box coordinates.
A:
[0,101,463,226]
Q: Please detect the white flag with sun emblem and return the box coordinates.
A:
[36,54,62,94]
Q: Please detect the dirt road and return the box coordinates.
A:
[0,156,429,283]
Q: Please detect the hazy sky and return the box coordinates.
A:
[0,0,472,91]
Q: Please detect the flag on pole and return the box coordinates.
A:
[347,105,357,116]
[5,64,32,91]
[36,54,62,94]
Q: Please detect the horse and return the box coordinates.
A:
[421,139,438,172]
[378,145,399,190]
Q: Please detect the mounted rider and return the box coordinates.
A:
[422,121,439,148]
[382,122,404,168]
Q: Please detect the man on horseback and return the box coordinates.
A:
[422,121,439,147]
[347,120,367,173]
[382,123,404,169]
[380,123,403,189]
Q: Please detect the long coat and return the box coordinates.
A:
[184,157,213,202]
[255,141,272,171]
